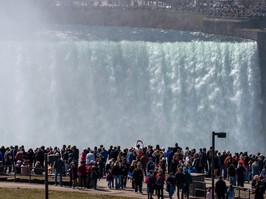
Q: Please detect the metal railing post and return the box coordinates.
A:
[29,166,32,183]
[45,154,49,199]
[13,165,16,182]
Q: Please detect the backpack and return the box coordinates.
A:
[144,175,150,184]
[91,166,100,178]
[86,165,92,174]
[106,172,113,181]
[156,176,162,186]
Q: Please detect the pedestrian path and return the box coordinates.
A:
[0,175,254,199]
[0,179,148,199]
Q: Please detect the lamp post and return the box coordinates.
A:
[211,131,226,199]
[45,153,49,199]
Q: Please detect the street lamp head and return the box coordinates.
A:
[217,132,226,138]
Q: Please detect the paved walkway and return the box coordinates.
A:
[0,178,148,199]
[0,175,253,199]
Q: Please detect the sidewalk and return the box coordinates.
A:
[0,178,148,199]
[0,175,253,199]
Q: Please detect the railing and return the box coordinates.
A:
[0,162,260,198]
[207,185,255,199]
[233,185,254,199]
[0,162,53,184]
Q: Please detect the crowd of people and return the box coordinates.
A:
[51,0,266,19]
[182,2,266,18]
[0,142,266,198]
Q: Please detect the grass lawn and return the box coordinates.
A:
[0,187,136,199]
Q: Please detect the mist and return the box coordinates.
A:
[0,2,264,154]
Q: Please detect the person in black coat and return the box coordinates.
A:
[132,162,144,193]
[228,164,236,186]
[253,175,265,199]
[166,172,175,199]
[215,176,227,199]
[183,167,193,199]
[236,162,246,187]
[175,167,185,199]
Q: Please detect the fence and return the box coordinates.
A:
[0,160,67,185]
[207,184,256,199]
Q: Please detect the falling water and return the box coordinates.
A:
[0,26,263,153]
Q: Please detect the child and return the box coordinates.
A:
[146,170,155,199]
[48,163,53,174]
[227,184,235,199]
[106,168,114,189]
[69,161,77,188]
[206,188,212,199]
[166,172,175,199]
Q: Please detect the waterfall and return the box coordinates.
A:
[0,26,262,153]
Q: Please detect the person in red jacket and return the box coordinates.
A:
[15,148,24,164]
[78,161,86,188]
[224,153,232,168]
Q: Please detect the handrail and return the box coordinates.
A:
[0,163,46,183]
[232,185,254,199]
[206,184,255,199]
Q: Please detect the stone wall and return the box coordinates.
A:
[49,7,205,31]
